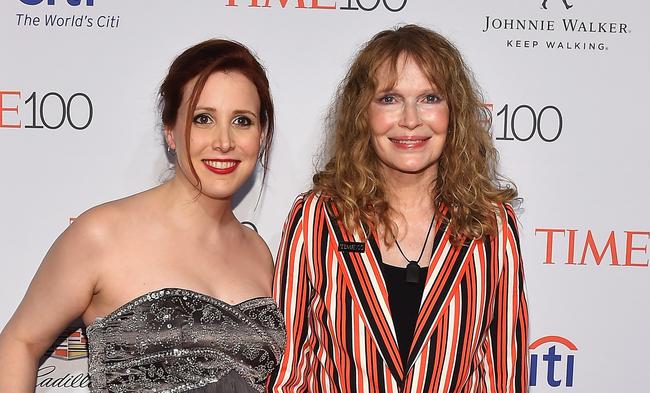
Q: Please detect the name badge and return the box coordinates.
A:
[338,241,365,253]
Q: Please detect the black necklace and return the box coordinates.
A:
[395,214,436,284]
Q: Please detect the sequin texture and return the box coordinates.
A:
[86,288,286,393]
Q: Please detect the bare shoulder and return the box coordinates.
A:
[49,204,115,264]
[241,224,274,276]
[64,199,129,251]
[2,198,135,340]
[56,190,157,265]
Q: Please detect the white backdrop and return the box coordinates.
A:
[1,0,648,392]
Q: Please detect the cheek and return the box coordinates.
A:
[186,133,206,157]
[441,113,450,132]
[422,108,450,132]
[240,133,263,157]
[438,106,451,132]
[438,120,450,137]
[368,107,392,136]
[369,134,390,161]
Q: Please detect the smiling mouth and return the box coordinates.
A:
[389,137,430,148]
[202,159,240,174]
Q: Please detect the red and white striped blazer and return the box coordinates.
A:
[269,192,528,392]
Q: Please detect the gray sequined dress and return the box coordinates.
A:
[86,288,286,393]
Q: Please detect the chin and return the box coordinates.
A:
[200,188,239,201]
[388,161,437,175]
[197,179,244,199]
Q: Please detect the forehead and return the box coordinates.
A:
[373,54,437,91]
[183,71,260,110]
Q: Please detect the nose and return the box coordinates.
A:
[211,126,235,152]
[398,101,423,130]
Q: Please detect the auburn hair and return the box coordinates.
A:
[313,25,517,244]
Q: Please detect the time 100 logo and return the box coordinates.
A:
[226,0,406,12]
[487,103,563,142]
[0,90,93,130]
[20,0,94,5]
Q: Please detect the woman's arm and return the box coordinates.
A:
[477,204,529,392]
[0,212,103,392]
[268,195,314,392]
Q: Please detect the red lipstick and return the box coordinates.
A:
[203,159,240,175]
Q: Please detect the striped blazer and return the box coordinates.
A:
[269,192,528,392]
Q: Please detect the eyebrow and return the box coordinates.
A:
[374,88,442,96]
[194,106,258,118]
[232,109,258,118]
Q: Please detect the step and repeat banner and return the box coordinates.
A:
[1,0,647,392]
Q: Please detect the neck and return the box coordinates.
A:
[161,173,236,229]
[382,165,437,216]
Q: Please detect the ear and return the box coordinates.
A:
[165,127,176,150]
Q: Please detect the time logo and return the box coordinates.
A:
[226,0,407,12]
[0,90,93,130]
[20,0,94,5]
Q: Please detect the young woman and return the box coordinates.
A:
[0,39,285,393]
[270,25,528,392]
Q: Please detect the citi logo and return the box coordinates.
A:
[19,0,94,5]
[529,336,576,387]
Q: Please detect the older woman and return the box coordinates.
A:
[0,39,285,393]
[270,25,528,392]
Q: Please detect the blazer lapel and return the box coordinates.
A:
[323,204,404,381]
[406,216,474,371]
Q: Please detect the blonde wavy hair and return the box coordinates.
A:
[313,24,518,245]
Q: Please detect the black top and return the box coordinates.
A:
[379,262,427,368]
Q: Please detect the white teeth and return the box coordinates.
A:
[204,160,237,169]
[391,139,425,145]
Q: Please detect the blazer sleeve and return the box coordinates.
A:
[477,204,529,392]
[268,194,313,392]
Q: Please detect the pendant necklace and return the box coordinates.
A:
[394,214,436,284]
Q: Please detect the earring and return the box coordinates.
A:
[167,145,176,155]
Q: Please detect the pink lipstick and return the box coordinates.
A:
[389,136,430,149]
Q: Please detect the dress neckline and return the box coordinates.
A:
[86,288,275,330]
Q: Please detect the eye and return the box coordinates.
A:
[193,113,213,125]
[378,95,396,104]
[233,115,252,128]
[423,94,442,104]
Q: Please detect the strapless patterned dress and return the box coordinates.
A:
[86,288,286,393]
